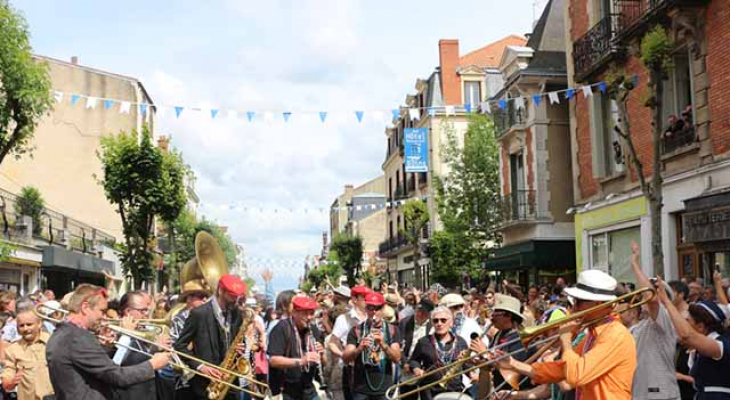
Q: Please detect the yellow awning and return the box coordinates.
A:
[8,257,41,268]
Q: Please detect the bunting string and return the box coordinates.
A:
[200,196,428,215]
[49,76,635,125]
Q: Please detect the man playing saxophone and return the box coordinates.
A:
[174,274,248,400]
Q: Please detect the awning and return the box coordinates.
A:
[41,246,114,275]
[483,240,575,272]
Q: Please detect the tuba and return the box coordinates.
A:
[180,231,228,295]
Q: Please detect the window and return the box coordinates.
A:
[589,226,640,284]
[590,92,625,177]
[509,152,527,219]
[661,49,695,153]
[464,81,482,106]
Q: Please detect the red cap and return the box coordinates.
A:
[351,285,370,297]
[292,296,318,311]
[219,274,247,297]
[364,292,385,306]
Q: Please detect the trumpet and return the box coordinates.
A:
[385,287,654,400]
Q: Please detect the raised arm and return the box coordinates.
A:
[713,270,728,306]
[630,241,659,320]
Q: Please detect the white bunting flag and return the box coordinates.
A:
[548,92,560,105]
[514,97,525,110]
[53,91,64,104]
[356,205,362,211]
[480,102,491,114]
[445,106,455,116]
[371,205,377,210]
[228,110,238,119]
[372,110,385,123]
[409,108,420,121]
[264,112,274,124]
[85,97,98,109]
[120,101,132,114]
[582,86,593,98]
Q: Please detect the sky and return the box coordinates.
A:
[15,0,547,291]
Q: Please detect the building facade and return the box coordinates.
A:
[380,36,526,289]
[0,55,154,296]
[485,0,576,287]
[566,0,729,282]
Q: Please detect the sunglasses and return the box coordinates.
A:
[366,305,384,311]
[431,318,450,324]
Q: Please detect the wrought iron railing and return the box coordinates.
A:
[662,126,697,154]
[573,15,617,78]
[378,235,409,256]
[493,104,526,135]
[499,189,548,224]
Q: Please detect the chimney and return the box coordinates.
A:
[438,39,462,106]
[71,56,79,65]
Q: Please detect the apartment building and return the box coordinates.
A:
[0,55,154,296]
[485,0,576,287]
[566,0,729,281]
[380,36,526,289]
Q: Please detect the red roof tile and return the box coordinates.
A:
[459,35,527,68]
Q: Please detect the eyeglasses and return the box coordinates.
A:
[366,305,384,311]
[431,318,450,324]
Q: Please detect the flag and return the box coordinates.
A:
[139,104,147,116]
[71,94,81,106]
[498,99,507,110]
[104,99,114,110]
[319,111,327,123]
[582,86,593,98]
[392,109,400,120]
[464,104,472,113]
[85,97,98,109]
[210,109,219,119]
[355,111,364,123]
[548,92,560,105]
[565,89,575,100]
[532,94,542,106]
[598,81,608,94]
[409,108,420,121]
[175,106,184,118]
[445,105,455,116]
[480,102,491,114]
[514,97,525,110]
[283,112,292,122]
[246,111,256,122]
[53,91,64,104]
[120,101,131,114]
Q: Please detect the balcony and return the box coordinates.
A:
[499,189,549,227]
[379,235,410,257]
[406,175,416,194]
[394,185,408,200]
[418,172,428,188]
[573,15,620,80]
[493,105,526,137]
[662,125,696,155]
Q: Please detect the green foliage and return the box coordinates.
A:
[300,281,314,293]
[432,114,502,285]
[0,240,15,262]
[641,26,674,73]
[328,234,363,286]
[98,125,187,287]
[0,1,53,166]
[194,219,237,266]
[400,200,429,242]
[306,262,342,291]
[243,277,256,295]
[14,186,44,235]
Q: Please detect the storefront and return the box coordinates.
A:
[484,240,576,287]
[680,189,730,279]
[0,244,44,295]
[574,196,647,284]
[41,245,114,298]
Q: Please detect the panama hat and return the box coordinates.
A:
[439,293,466,308]
[493,294,523,322]
[564,269,617,302]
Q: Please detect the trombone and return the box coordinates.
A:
[33,303,271,399]
[385,287,654,400]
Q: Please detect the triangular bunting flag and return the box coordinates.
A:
[372,110,385,123]
[104,99,114,110]
[598,81,608,94]
[548,92,560,104]
[428,107,437,117]
[479,102,490,114]
[53,91,64,104]
[498,99,507,110]
[246,111,256,122]
[514,97,525,110]
[445,105,455,116]
[532,94,542,106]
[565,89,575,100]
[85,97,98,109]
[355,111,364,123]
[409,108,420,121]
[210,109,219,119]
[71,94,81,106]
[319,112,327,123]
[391,109,400,120]
[120,101,131,114]
[582,86,593,98]
[283,112,292,122]
[264,112,274,123]
[139,104,147,115]
[227,110,237,119]
[464,104,472,113]
[175,106,184,118]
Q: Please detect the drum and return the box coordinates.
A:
[433,392,473,400]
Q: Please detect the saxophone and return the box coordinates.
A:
[207,307,255,400]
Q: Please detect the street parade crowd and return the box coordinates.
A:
[0,242,730,400]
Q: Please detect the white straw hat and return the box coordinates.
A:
[564,269,617,302]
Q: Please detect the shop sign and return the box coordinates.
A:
[683,206,730,243]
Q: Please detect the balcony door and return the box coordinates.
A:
[510,152,525,219]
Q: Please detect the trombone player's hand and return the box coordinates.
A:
[200,365,225,380]
[149,352,172,370]
[120,315,137,331]
[470,337,487,355]
[155,333,172,349]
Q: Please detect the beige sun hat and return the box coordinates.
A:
[493,294,523,321]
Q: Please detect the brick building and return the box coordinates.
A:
[566,0,730,281]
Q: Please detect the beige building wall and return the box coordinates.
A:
[330,175,385,236]
[350,209,387,258]
[0,56,154,241]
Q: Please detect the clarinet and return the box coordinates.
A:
[309,324,328,391]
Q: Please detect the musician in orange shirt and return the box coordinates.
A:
[492,270,636,400]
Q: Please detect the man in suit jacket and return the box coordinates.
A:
[174,274,248,400]
[397,298,433,400]
[47,284,171,400]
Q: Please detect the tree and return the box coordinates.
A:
[400,200,429,289]
[609,26,673,276]
[305,262,342,291]
[328,234,363,287]
[194,219,237,266]
[98,125,187,288]
[432,114,502,285]
[0,1,52,166]
[15,186,44,235]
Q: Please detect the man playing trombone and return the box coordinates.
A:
[492,270,637,400]
[46,284,172,400]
